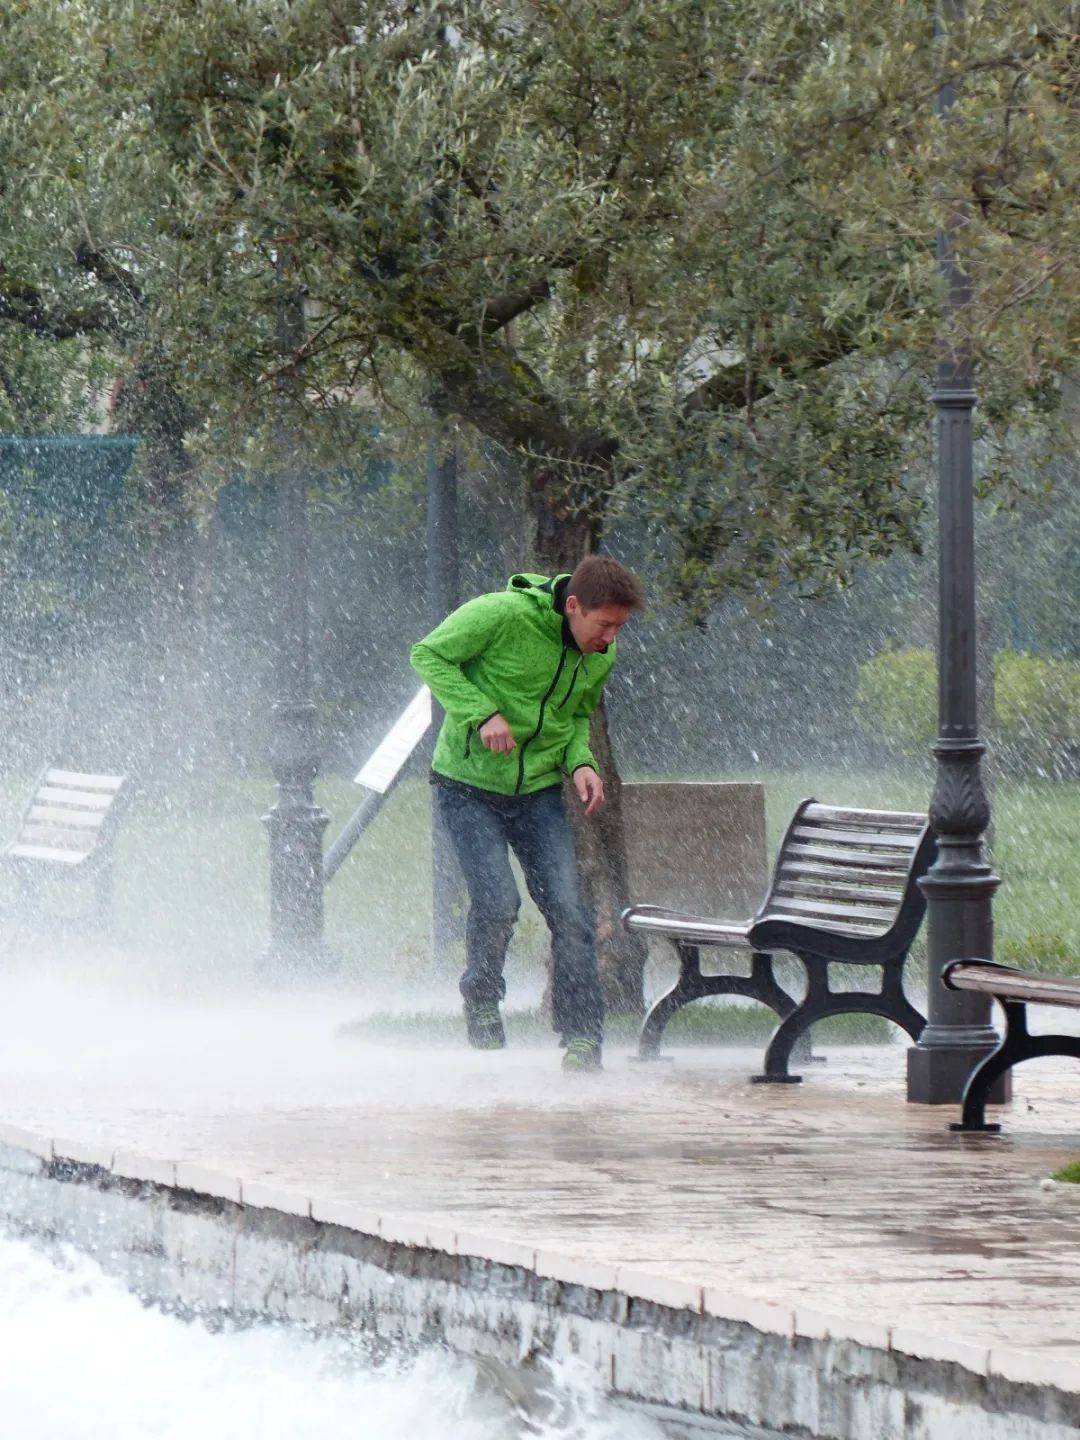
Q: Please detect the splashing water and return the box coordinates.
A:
[0,1233,666,1440]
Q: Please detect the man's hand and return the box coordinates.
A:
[479,713,516,753]
[573,766,605,815]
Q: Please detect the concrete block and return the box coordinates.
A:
[112,1149,178,1189]
[702,1287,795,1337]
[622,781,767,920]
[0,1122,45,1157]
[534,1249,619,1293]
[53,1136,115,1171]
[239,1179,311,1219]
[309,1194,381,1236]
[0,1127,54,1162]
[174,1163,242,1205]
[794,1306,892,1351]
[455,1230,536,1273]
[417,1222,459,1256]
[616,1267,703,1313]
[890,1326,990,1375]
[988,1346,1080,1393]
[380,1211,453,1251]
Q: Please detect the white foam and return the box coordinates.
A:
[0,1233,664,1440]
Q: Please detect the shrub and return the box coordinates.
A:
[855,646,1080,776]
[994,650,1080,779]
[853,647,936,756]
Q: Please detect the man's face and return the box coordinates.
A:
[565,596,633,653]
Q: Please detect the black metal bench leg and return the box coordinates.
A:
[750,963,830,1085]
[638,946,795,1059]
[951,1000,1080,1133]
[747,950,796,1023]
[639,943,706,1058]
[752,958,926,1084]
[748,950,814,1065]
[880,962,927,1044]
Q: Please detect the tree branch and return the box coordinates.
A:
[0,280,121,340]
[74,243,144,307]
[481,274,556,331]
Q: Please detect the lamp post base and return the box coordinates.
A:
[906,1034,1011,1106]
[262,797,333,979]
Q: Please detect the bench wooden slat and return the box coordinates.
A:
[6,843,89,865]
[785,840,917,870]
[27,805,106,830]
[21,822,95,848]
[780,859,908,889]
[802,804,925,831]
[760,909,886,937]
[44,769,125,791]
[34,786,114,811]
[792,824,919,851]
[765,894,896,925]
[775,877,907,907]
[946,963,1080,1009]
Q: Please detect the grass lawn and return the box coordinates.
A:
[343,1002,889,1046]
[0,764,1075,996]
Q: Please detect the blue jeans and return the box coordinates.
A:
[434,779,604,1044]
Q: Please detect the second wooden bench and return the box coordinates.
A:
[944,961,1080,1133]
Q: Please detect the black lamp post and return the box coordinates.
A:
[907,3,1007,1104]
[262,256,331,973]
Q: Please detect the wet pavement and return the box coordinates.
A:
[0,975,1078,1365]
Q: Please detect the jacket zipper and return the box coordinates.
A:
[464,725,473,759]
[515,647,568,794]
[558,655,584,710]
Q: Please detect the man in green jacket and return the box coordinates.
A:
[410,555,643,1071]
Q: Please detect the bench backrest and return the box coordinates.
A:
[7,767,130,867]
[757,799,934,944]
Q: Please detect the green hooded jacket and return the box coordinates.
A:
[410,573,616,795]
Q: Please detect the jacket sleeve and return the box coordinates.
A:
[410,595,505,728]
[564,655,611,775]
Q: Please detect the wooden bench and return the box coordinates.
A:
[944,961,1080,1133]
[1,767,132,931]
[623,798,936,1081]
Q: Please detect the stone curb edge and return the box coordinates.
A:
[1,1122,1078,1397]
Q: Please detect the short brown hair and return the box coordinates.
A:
[566,555,644,611]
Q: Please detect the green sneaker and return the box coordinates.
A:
[465,1003,506,1050]
[561,1036,603,1073]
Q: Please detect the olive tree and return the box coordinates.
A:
[6,0,1077,1005]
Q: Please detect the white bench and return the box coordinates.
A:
[1,767,132,931]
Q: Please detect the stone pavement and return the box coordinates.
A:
[0,975,1078,1372]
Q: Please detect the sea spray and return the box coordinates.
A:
[0,1233,666,1440]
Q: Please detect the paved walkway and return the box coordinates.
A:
[1,975,1078,1368]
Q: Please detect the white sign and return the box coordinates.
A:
[354,686,432,794]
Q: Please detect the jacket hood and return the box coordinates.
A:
[508,571,595,653]
[505,572,570,606]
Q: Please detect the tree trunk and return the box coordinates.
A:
[525,479,649,1017]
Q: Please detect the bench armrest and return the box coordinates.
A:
[621,904,753,947]
[944,960,1080,1009]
